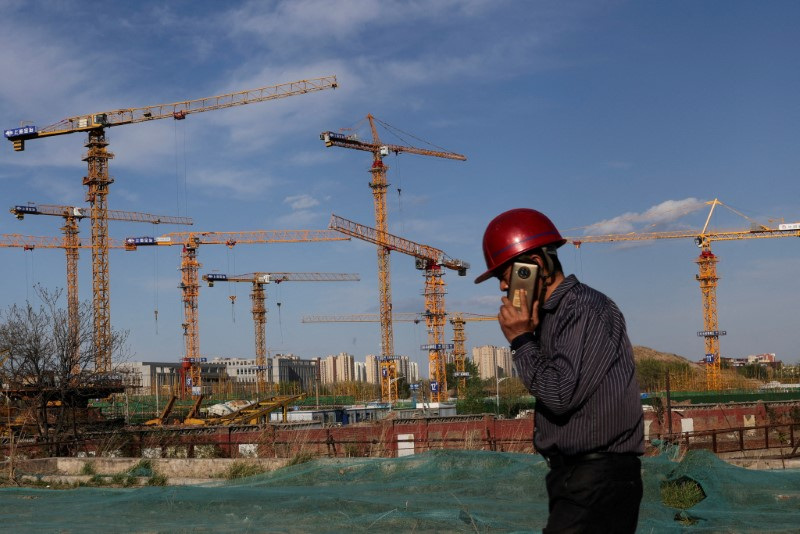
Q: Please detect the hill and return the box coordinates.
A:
[633,346,699,366]
[633,345,764,390]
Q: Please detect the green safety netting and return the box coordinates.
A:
[1,449,799,533]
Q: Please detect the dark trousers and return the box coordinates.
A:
[543,454,642,534]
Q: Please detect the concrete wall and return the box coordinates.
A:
[14,457,289,479]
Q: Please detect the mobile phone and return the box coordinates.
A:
[507,262,538,312]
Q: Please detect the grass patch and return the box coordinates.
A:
[128,459,153,476]
[224,461,266,480]
[661,476,706,509]
[111,472,138,487]
[80,462,97,476]
[147,472,168,486]
[286,452,314,467]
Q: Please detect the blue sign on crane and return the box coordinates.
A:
[3,126,37,138]
[125,236,156,246]
[14,205,38,214]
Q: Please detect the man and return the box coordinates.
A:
[475,208,644,533]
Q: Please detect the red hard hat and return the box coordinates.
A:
[474,208,566,283]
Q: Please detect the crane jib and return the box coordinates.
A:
[5,76,338,145]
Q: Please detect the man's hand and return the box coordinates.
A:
[498,289,538,343]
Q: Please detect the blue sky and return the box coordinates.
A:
[1,1,798,372]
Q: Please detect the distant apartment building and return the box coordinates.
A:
[354,362,366,383]
[365,354,380,385]
[319,352,356,384]
[365,354,419,384]
[472,345,515,380]
[408,361,420,383]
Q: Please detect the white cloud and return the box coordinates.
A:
[225,0,495,45]
[584,198,708,235]
[284,194,320,211]
[189,168,279,200]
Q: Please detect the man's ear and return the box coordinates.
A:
[530,254,546,274]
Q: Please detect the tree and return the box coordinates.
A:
[0,286,128,452]
[445,359,482,398]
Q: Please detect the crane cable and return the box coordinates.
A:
[373,116,453,154]
[153,244,159,334]
[573,243,584,281]
[394,152,405,234]
[275,285,284,345]
[226,247,237,323]
[24,248,35,302]
[174,119,189,218]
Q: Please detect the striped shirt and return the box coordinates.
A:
[511,274,644,457]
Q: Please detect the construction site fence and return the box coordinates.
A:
[3,415,535,459]
[656,422,800,457]
[642,388,800,405]
[7,416,800,462]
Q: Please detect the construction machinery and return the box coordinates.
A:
[10,203,192,371]
[566,199,800,390]
[124,229,349,397]
[143,395,178,426]
[202,271,360,393]
[329,214,468,403]
[320,116,465,400]
[4,76,338,374]
[176,394,306,426]
[302,311,493,398]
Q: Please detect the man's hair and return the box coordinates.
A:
[518,247,562,275]
[548,248,563,274]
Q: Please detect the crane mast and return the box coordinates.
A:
[328,213,468,402]
[567,199,800,390]
[321,115,465,402]
[203,272,359,394]
[4,75,338,373]
[10,204,192,371]
[125,230,349,397]
[449,313,495,397]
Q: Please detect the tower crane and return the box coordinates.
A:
[10,203,192,371]
[124,229,349,397]
[320,115,465,398]
[329,214,468,403]
[449,313,496,397]
[301,311,493,399]
[202,271,360,394]
[565,199,800,390]
[4,75,338,374]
